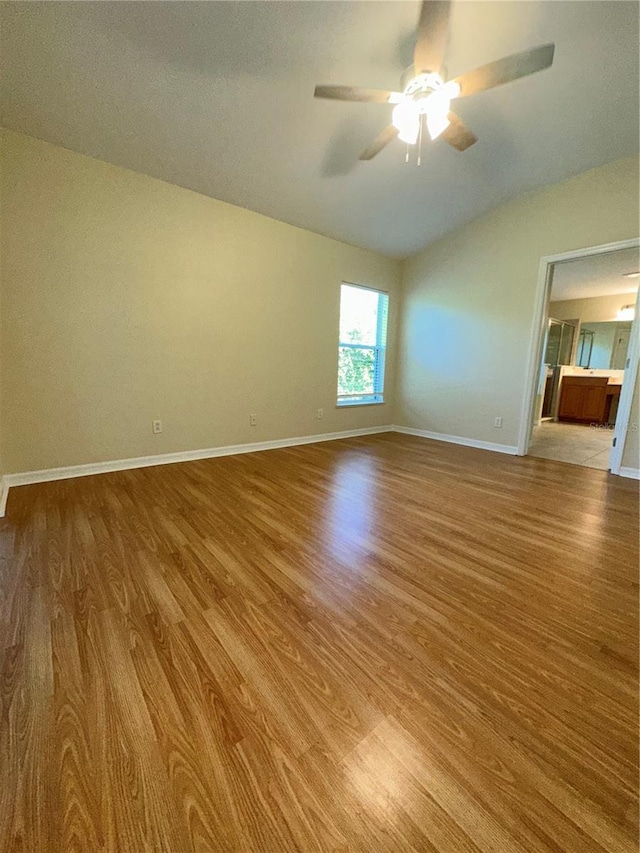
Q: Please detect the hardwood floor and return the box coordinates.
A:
[0,432,637,852]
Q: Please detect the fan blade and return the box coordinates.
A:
[359,125,399,160]
[451,44,555,99]
[314,85,403,104]
[414,1,451,74]
[440,112,477,151]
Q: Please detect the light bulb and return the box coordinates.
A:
[617,304,636,321]
[392,100,420,145]
[443,80,461,100]
[425,88,451,140]
[426,111,450,140]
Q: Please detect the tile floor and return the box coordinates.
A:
[528,420,614,469]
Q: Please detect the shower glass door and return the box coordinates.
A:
[542,319,575,418]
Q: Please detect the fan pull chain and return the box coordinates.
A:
[405,142,410,164]
[417,113,424,166]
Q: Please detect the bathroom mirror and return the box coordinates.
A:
[577,321,632,369]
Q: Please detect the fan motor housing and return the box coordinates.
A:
[401,67,446,100]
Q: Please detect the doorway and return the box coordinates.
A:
[519,239,639,472]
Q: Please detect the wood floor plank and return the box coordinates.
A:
[0,433,637,852]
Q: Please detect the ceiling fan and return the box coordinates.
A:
[314,0,555,161]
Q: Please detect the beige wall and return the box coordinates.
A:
[0,130,401,473]
[550,292,637,323]
[1,129,638,479]
[397,157,640,459]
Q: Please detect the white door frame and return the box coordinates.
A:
[609,283,640,474]
[517,237,640,469]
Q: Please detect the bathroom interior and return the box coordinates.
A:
[529,246,638,470]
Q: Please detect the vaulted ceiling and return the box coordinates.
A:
[551,248,639,302]
[1,1,638,257]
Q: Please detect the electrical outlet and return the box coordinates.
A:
[494,416,503,429]
[317,408,324,419]
[152,419,162,434]
[250,414,257,426]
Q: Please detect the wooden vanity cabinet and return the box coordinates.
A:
[558,376,620,425]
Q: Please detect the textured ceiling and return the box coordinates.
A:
[551,247,640,302]
[1,1,638,258]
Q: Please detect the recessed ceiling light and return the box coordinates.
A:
[623,271,640,278]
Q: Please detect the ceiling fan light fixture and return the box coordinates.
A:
[392,100,420,145]
[442,80,462,100]
[424,86,452,140]
[426,109,450,140]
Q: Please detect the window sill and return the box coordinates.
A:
[336,400,385,408]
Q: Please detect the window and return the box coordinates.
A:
[337,283,389,405]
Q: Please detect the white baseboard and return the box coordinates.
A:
[4,424,630,517]
[618,466,640,480]
[0,477,8,518]
[392,425,519,456]
[0,426,393,515]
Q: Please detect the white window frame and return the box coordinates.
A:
[337,283,389,407]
